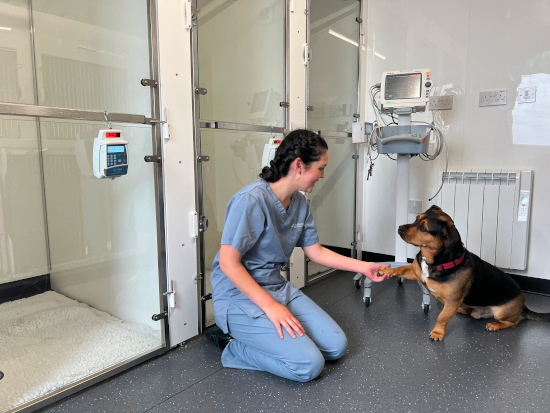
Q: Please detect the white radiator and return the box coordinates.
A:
[434,170,533,270]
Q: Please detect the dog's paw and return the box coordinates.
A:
[485,321,516,331]
[429,329,445,341]
[376,268,395,277]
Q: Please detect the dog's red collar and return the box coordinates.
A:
[434,253,465,271]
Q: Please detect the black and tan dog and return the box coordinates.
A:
[377,205,550,341]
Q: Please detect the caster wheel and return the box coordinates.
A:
[423,304,430,314]
[363,297,371,307]
[397,277,404,286]
[354,279,361,289]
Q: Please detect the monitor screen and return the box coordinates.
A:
[384,73,422,100]
[107,145,125,154]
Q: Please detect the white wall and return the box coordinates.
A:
[361,0,550,280]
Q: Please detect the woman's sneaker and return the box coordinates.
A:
[205,326,234,350]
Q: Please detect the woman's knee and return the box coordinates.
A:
[288,350,325,382]
[323,330,348,360]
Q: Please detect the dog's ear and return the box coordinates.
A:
[441,221,461,247]
[428,205,442,212]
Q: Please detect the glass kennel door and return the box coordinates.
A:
[305,0,361,281]
[0,1,166,411]
[194,0,286,330]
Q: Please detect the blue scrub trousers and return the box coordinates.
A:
[221,291,347,382]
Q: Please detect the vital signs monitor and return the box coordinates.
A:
[93,129,128,179]
[379,69,432,113]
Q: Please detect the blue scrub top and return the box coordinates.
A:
[210,179,319,333]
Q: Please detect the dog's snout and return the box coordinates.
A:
[398,225,407,236]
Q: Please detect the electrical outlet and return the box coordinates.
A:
[408,200,423,214]
[479,90,507,107]
[517,87,536,104]
[429,95,454,110]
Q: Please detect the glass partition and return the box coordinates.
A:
[0,0,34,104]
[201,129,282,326]
[196,0,285,127]
[41,120,163,328]
[32,0,152,115]
[307,136,355,279]
[308,0,361,132]
[0,116,48,283]
[305,0,361,281]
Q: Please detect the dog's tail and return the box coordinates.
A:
[522,306,550,321]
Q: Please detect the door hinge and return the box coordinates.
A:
[144,155,161,163]
[195,87,207,95]
[152,311,167,321]
[307,106,314,111]
[197,155,210,162]
[141,78,158,88]
[201,293,212,302]
[279,101,290,108]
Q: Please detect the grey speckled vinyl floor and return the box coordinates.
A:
[37,271,550,413]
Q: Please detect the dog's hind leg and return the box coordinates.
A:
[485,295,524,331]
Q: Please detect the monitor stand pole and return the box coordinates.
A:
[355,111,431,312]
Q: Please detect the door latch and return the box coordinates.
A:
[144,155,161,163]
[199,216,209,233]
[141,78,158,88]
[152,311,167,321]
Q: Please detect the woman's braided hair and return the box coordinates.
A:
[259,129,328,183]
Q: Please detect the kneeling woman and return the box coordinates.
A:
[208,129,390,382]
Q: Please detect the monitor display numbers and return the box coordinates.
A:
[107,145,126,154]
[105,132,121,138]
[385,73,422,100]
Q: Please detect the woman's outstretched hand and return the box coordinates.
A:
[363,262,392,282]
[263,302,305,339]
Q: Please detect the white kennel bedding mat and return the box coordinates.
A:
[0,291,161,412]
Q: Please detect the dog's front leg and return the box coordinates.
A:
[377,264,418,281]
[430,300,462,341]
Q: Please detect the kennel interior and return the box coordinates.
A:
[0,1,167,411]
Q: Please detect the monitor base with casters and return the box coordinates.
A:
[353,262,431,311]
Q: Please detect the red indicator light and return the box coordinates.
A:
[106,132,121,138]
[274,140,281,144]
